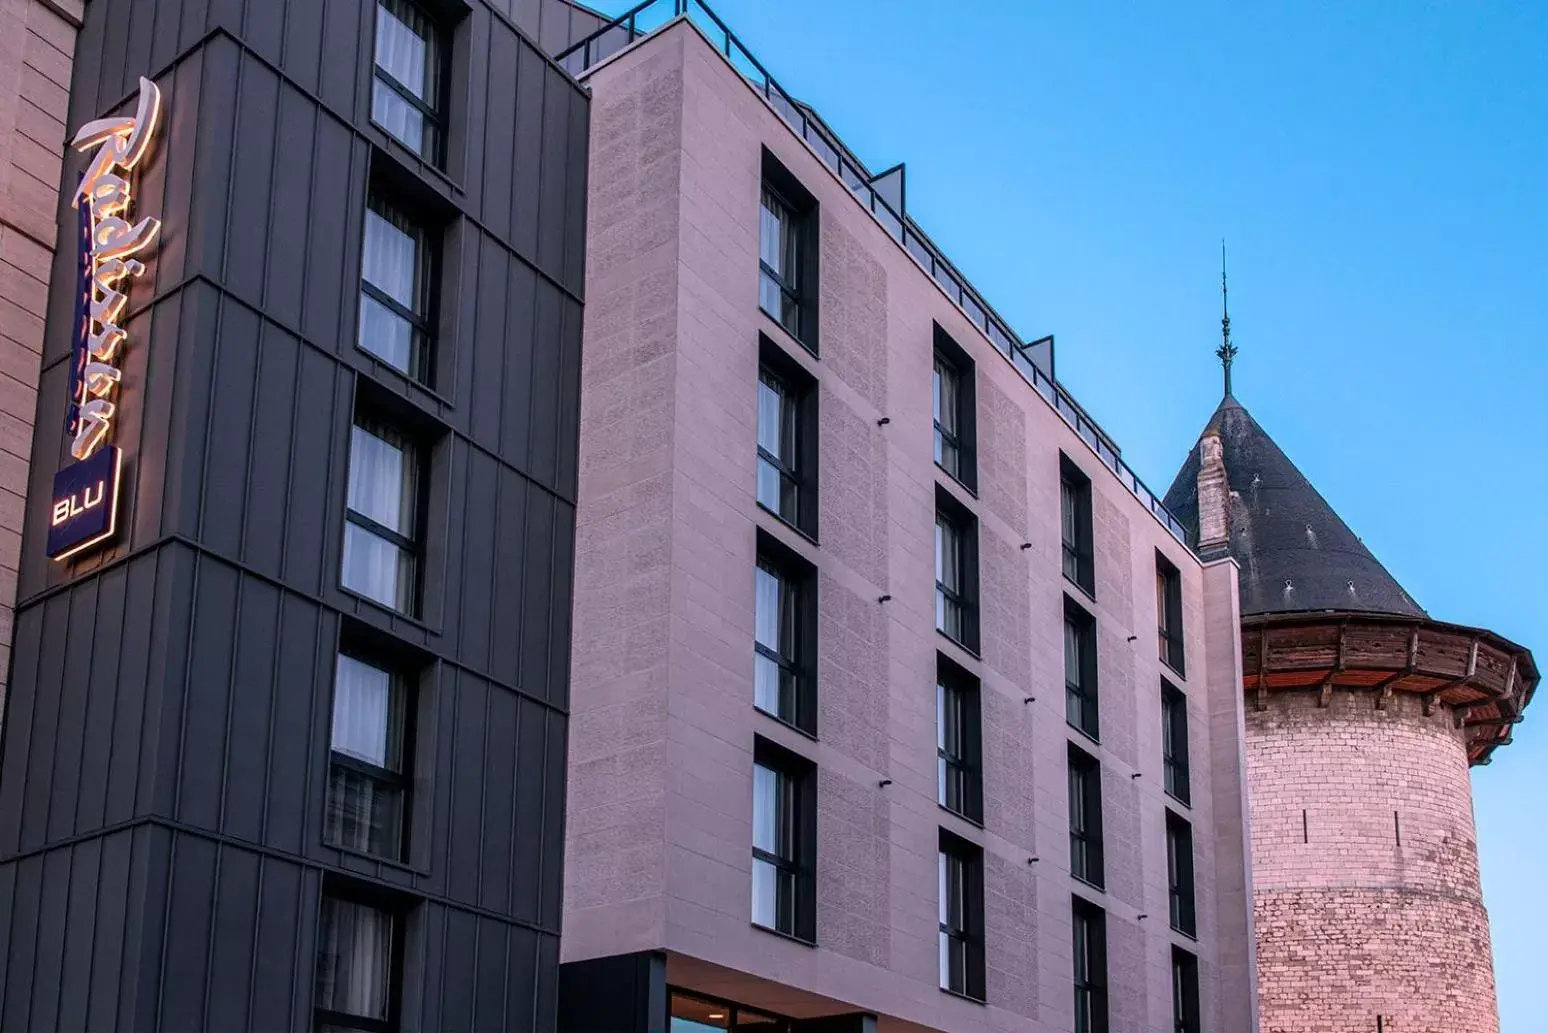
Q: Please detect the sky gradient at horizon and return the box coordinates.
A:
[587,1,1548,1026]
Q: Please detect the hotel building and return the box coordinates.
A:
[556,8,1257,1032]
[0,0,592,1027]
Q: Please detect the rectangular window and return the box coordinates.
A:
[1061,456,1095,596]
[326,653,410,861]
[937,657,982,823]
[1162,681,1192,806]
[938,831,985,1001]
[1068,745,1105,889]
[315,891,400,1032]
[1172,947,1201,1033]
[751,738,815,942]
[758,151,817,352]
[932,326,977,490]
[756,341,817,536]
[359,193,436,384]
[1158,553,1186,676]
[1072,897,1109,1033]
[372,0,445,163]
[753,538,815,735]
[1064,599,1098,739]
[935,490,979,653]
[1168,811,1197,937]
[343,419,422,616]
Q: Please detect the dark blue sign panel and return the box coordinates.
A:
[46,445,121,560]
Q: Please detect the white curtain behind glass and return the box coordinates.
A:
[359,207,418,372]
[349,427,408,534]
[756,377,782,511]
[318,898,392,1020]
[938,851,950,988]
[332,655,392,767]
[372,1,429,153]
[753,565,781,713]
[751,764,777,927]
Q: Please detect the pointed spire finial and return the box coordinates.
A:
[1216,239,1238,397]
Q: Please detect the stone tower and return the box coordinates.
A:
[1165,393,1537,1033]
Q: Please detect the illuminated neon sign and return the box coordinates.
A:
[48,76,162,561]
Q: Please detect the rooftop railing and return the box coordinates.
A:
[557,0,1191,546]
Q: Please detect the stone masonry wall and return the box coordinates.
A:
[0,0,82,706]
[1247,689,1497,1033]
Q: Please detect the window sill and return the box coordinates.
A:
[939,986,986,1006]
[1165,787,1192,810]
[1170,924,1199,942]
[1072,873,1106,894]
[339,585,441,637]
[935,628,981,661]
[751,921,816,948]
[758,305,818,359]
[753,704,819,743]
[1062,571,1097,604]
[935,464,979,500]
[938,802,985,829]
[1161,658,1188,681]
[368,118,464,195]
[354,343,458,410]
[755,501,819,546]
[1066,721,1101,747]
[326,840,430,879]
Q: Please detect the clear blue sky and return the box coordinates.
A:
[592,1,1548,1026]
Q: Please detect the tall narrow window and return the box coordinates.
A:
[343,419,421,615]
[315,891,400,1032]
[1072,897,1109,1033]
[758,152,817,352]
[937,658,982,823]
[751,738,815,942]
[935,491,979,653]
[1167,811,1197,937]
[1064,599,1099,739]
[1162,681,1191,806]
[372,0,444,163]
[938,831,985,1001]
[933,326,977,490]
[1157,553,1186,676]
[755,343,817,535]
[1060,456,1094,595]
[1068,745,1104,889]
[359,194,435,383]
[753,540,814,734]
[326,653,410,860]
[1172,948,1201,1033]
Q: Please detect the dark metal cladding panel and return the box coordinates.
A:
[2,0,586,1025]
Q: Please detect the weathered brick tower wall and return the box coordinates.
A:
[1247,690,1496,1033]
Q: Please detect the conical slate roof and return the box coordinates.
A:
[1164,395,1426,618]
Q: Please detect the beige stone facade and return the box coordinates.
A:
[0,0,81,701]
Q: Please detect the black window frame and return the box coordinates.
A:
[1162,680,1192,807]
[937,655,983,824]
[938,829,986,1002]
[932,324,977,492]
[1068,744,1105,890]
[934,486,980,655]
[342,408,429,619]
[313,879,408,1033]
[359,185,442,388]
[1064,597,1099,740]
[1167,810,1197,938]
[756,336,818,537]
[1060,455,1095,597]
[1157,552,1186,677]
[752,531,818,736]
[750,736,817,944]
[1172,947,1201,1033]
[1072,896,1109,1033]
[370,0,452,167]
[324,644,418,864]
[758,150,819,354]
